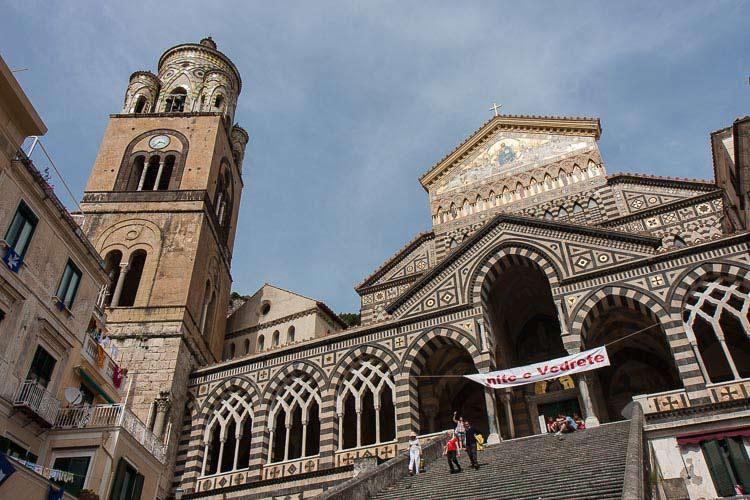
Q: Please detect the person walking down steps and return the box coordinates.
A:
[444,431,462,474]
[408,433,422,476]
[463,419,480,470]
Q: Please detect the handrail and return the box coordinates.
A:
[81,334,126,392]
[621,403,646,500]
[55,403,167,463]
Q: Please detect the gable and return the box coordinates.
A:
[433,130,598,197]
[356,232,435,292]
[606,174,717,216]
[386,215,660,320]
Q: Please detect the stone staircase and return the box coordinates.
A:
[371,421,631,500]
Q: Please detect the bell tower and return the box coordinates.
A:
[79,37,248,484]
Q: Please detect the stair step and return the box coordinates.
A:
[370,422,632,500]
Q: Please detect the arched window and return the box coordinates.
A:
[558,206,569,218]
[214,95,225,111]
[573,202,583,214]
[543,211,553,220]
[587,198,598,209]
[103,250,123,307]
[155,155,175,191]
[683,276,750,383]
[257,335,265,352]
[244,339,250,355]
[228,343,235,359]
[272,331,280,347]
[127,156,146,191]
[133,96,148,114]
[337,356,396,449]
[139,156,160,191]
[673,235,687,249]
[201,285,217,339]
[268,374,321,462]
[165,87,187,112]
[202,391,254,476]
[287,326,295,344]
[118,250,147,307]
[214,167,233,243]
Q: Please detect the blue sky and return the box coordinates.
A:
[2,1,748,313]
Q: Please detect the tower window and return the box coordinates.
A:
[140,156,160,191]
[133,96,147,114]
[103,250,123,307]
[257,335,265,351]
[5,200,38,258]
[165,88,187,113]
[272,331,280,347]
[214,95,225,111]
[157,156,175,190]
[118,250,147,307]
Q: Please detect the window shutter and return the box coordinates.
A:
[110,458,128,500]
[701,441,734,496]
[132,473,144,500]
[727,437,750,491]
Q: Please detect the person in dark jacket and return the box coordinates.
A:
[463,419,480,469]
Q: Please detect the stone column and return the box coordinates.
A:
[152,391,172,438]
[500,390,515,439]
[374,403,381,444]
[301,420,308,457]
[283,424,291,461]
[483,387,501,444]
[577,374,600,428]
[110,263,129,307]
[152,159,165,190]
[137,162,150,191]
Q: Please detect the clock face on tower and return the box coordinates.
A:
[149,135,171,149]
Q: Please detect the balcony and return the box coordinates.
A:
[13,379,61,426]
[55,404,167,463]
[80,333,127,399]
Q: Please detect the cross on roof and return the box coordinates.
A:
[489,102,502,117]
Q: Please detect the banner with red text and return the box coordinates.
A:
[465,347,610,389]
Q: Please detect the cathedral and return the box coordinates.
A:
[2,37,748,499]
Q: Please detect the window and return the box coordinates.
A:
[202,391,253,475]
[27,346,56,388]
[573,203,583,214]
[118,250,147,307]
[243,338,250,355]
[260,302,271,315]
[0,436,38,463]
[272,331,280,347]
[257,334,264,351]
[228,343,235,359]
[214,95,225,110]
[56,259,82,310]
[164,87,187,112]
[51,455,91,498]
[543,211,553,220]
[287,326,295,343]
[109,458,144,500]
[4,200,38,258]
[133,96,147,114]
[701,437,750,496]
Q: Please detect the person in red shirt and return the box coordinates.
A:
[444,431,462,473]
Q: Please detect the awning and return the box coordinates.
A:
[677,426,750,445]
[76,367,115,404]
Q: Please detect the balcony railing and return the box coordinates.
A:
[81,333,127,394]
[13,379,61,426]
[55,404,167,463]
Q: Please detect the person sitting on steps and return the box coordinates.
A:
[444,431,462,474]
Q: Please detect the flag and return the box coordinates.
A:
[2,247,22,273]
[0,453,16,487]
